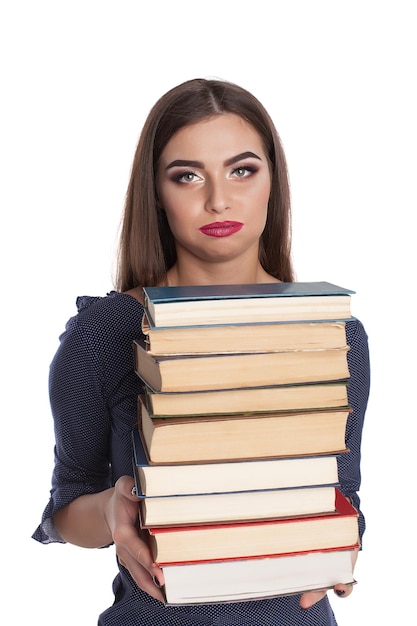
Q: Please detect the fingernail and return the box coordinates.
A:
[153,575,163,588]
[335,589,346,596]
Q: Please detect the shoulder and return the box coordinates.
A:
[60,291,145,353]
[75,291,143,325]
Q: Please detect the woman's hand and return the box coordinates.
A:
[300,545,358,609]
[299,582,354,609]
[105,476,165,602]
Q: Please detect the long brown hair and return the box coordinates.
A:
[115,78,294,291]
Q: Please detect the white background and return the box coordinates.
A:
[1,1,415,624]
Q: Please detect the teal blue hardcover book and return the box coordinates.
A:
[142,282,354,328]
[143,281,354,304]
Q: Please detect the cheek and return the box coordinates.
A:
[163,202,192,237]
[163,208,181,233]
[261,177,272,205]
[245,180,271,213]
[250,182,270,230]
[261,186,271,208]
[251,171,271,201]
[163,190,201,225]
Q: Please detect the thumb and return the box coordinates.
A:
[115,475,137,500]
[333,582,355,598]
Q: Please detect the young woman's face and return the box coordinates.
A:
[156,114,271,268]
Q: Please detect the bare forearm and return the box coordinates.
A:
[53,488,114,548]
[52,477,165,600]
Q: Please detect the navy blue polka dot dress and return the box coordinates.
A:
[32,292,370,626]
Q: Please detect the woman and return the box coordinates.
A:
[33,78,370,625]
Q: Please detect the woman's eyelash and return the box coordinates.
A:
[171,171,197,183]
[232,165,258,176]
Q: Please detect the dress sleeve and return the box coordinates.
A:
[32,314,113,544]
[337,318,371,544]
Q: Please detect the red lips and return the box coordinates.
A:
[199,221,244,237]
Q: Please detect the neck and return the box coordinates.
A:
[166,262,279,287]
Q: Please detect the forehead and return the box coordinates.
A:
[161,114,265,158]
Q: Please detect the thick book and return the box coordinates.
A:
[143,281,354,328]
[136,485,338,528]
[132,428,340,496]
[161,547,358,605]
[146,488,359,564]
[138,396,350,463]
[133,337,350,393]
[142,315,348,355]
[143,381,349,417]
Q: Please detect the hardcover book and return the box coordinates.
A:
[136,485,339,528]
[133,337,350,393]
[143,281,354,328]
[160,547,358,605]
[141,316,348,355]
[138,397,351,463]
[143,381,350,417]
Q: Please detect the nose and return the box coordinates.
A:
[204,177,230,214]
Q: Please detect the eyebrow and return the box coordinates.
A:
[165,151,263,171]
[224,151,262,166]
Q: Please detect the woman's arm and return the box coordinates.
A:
[53,488,114,548]
[39,297,165,598]
[54,475,165,600]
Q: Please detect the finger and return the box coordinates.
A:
[113,512,166,588]
[299,589,327,609]
[115,522,164,574]
[114,476,165,589]
[118,552,165,602]
[333,582,354,598]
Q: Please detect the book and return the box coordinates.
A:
[143,381,349,417]
[143,281,354,328]
[160,547,358,605]
[137,485,339,528]
[142,315,348,355]
[132,429,340,496]
[138,397,350,463]
[133,337,350,393]
[146,488,359,564]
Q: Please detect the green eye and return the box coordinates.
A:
[172,171,198,184]
[232,166,257,178]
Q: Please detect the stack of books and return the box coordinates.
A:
[131,281,359,605]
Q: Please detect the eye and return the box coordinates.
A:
[172,171,200,184]
[231,165,258,178]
